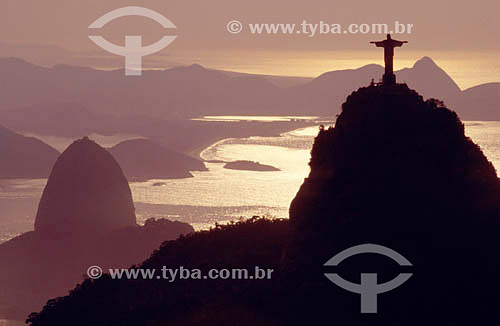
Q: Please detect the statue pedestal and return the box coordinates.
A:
[383,73,396,85]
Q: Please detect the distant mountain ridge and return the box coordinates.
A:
[0,103,101,136]
[0,125,59,178]
[0,56,498,121]
[108,139,207,181]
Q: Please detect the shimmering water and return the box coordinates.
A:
[192,115,320,122]
[2,122,500,245]
[0,319,24,326]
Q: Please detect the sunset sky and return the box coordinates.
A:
[1,0,499,89]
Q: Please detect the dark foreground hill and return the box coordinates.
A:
[26,85,500,325]
[0,138,193,320]
[0,125,59,178]
[284,83,500,324]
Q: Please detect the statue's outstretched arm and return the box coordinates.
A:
[393,40,408,47]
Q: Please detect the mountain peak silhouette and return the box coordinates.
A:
[188,63,206,70]
[284,82,500,324]
[397,56,462,104]
[412,56,437,68]
[108,138,207,181]
[34,137,136,235]
[0,124,59,178]
[289,83,498,237]
[1,136,194,320]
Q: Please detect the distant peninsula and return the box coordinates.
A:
[223,160,280,172]
[108,139,207,181]
[0,125,59,179]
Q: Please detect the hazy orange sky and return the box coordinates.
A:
[1,0,499,88]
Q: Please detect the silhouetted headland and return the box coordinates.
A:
[0,125,59,179]
[0,137,193,320]
[35,136,136,235]
[284,82,500,324]
[108,138,207,181]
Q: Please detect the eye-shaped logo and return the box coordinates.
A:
[89,6,177,76]
[324,244,413,313]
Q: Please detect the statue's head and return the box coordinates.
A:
[387,34,392,39]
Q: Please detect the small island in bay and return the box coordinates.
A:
[223,160,280,172]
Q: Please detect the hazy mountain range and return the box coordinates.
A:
[0,125,208,180]
[108,139,207,181]
[0,56,498,132]
[0,125,59,178]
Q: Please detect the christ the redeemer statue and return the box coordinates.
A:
[370,34,407,85]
